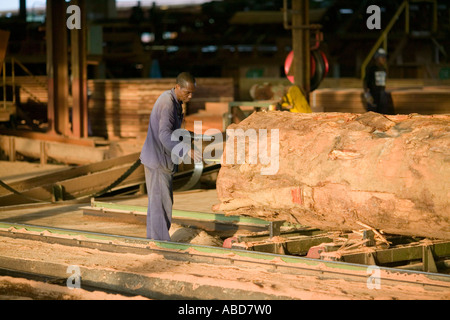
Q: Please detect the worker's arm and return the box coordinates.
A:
[158,103,191,163]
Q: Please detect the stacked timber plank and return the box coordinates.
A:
[310,88,366,113]
[0,134,105,165]
[318,77,442,89]
[87,78,234,139]
[7,76,449,139]
[185,102,229,133]
[88,79,172,139]
[390,86,450,115]
[311,86,450,114]
[4,76,234,139]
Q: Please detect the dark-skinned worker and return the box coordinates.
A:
[140,72,197,241]
[363,48,389,114]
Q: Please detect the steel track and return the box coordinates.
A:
[0,221,449,294]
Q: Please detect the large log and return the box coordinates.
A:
[214,111,450,240]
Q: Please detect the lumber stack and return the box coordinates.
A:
[4,77,234,139]
[0,134,105,165]
[390,87,450,115]
[8,76,449,139]
[310,88,366,113]
[87,78,234,138]
[311,86,450,114]
[88,79,172,139]
[214,111,450,240]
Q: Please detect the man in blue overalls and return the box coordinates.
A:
[140,72,196,240]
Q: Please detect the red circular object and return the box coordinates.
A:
[284,50,320,84]
[284,50,294,84]
[321,50,329,77]
[310,54,316,77]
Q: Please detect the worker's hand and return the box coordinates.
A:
[364,91,374,105]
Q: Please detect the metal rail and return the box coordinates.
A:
[82,200,271,233]
[84,202,450,274]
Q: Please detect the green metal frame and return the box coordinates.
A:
[0,220,449,293]
[85,201,450,274]
[321,240,450,272]
[83,200,272,234]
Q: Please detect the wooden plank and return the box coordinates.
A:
[2,136,105,165]
[87,78,234,138]
[0,152,139,196]
[59,164,144,200]
[311,86,450,115]
[0,163,144,205]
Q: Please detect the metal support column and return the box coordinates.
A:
[46,0,70,136]
[291,0,310,98]
[71,0,88,138]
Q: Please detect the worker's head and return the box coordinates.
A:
[175,72,196,104]
[374,48,387,66]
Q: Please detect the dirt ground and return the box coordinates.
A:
[0,233,449,300]
[0,275,149,300]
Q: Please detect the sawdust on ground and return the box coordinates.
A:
[0,234,448,300]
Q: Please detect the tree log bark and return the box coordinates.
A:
[214,111,450,240]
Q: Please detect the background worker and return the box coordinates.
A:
[281,85,312,113]
[140,72,197,241]
[248,83,312,114]
[363,48,390,114]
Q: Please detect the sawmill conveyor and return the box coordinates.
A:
[81,201,450,274]
[0,220,449,300]
[0,197,449,299]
